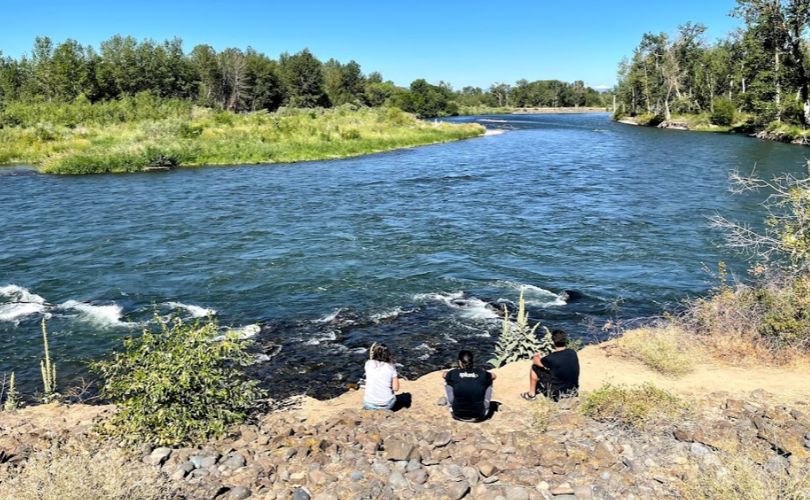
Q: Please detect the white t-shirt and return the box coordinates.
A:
[364,360,397,405]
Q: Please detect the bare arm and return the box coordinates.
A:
[532,353,546,369]
[392,377,400,393]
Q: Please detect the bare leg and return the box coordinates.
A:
[529,368,539,396]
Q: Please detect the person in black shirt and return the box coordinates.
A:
[444,350,497,422]
[522,329,579,401]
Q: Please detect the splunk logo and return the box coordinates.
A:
[459,372,479,378]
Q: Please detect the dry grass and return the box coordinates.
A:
[580,383,687,429]
[615,326,696,376]
[529,397,559,432]
[677,452,810,500]
[0,439,171,500]
[680,278,810,365]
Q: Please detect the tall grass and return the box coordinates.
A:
[615,326,696,376]
[0,100,485,174]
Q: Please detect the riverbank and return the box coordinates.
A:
[459,106,609,116]
[615,113,810,146]
[2,332,808,499]
[0,106,484,175]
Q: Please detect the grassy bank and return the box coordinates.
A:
[617,111,810,145]
[0,100,484,174]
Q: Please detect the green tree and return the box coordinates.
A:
[279,49,328,108]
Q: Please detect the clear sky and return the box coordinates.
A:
[0,0,743,90]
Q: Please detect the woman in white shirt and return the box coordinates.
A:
[363,343,400,410]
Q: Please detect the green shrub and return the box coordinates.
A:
[489,291,554,368]
[93,317,265,446]
[636,113,665,126]
[711,97,736,126]
[581,383,685,428]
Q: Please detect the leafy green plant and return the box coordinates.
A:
[93,317,266,446]
[711,97,736,126]
[489,290,553,368]
[581,383,686,429]
[40,318,57,402]
[2,372,20,411]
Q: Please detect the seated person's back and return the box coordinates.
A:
[445,350,494,421]
[528,329,579,401]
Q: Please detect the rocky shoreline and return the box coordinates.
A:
[1,342,809,499]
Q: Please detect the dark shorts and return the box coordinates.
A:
[532,365,578,401]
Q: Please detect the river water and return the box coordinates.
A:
[1,113,808,398]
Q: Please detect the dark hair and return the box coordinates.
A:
[551,329,568,348]
[370,343,392,364]
[458,350,474,369]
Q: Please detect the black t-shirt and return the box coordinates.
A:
[540,348,580,398]
[445,367,493,419]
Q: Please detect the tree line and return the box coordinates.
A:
[614,0,810,127]
[0,35,607,119]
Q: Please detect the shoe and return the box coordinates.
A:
[520,392,537,401]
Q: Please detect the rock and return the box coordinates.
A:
[145,447,172,466]
[350,471,364,481]
[190,454,219,469]
[505,486,530,500]
[405,459,422,472]
[573,485,593,499]
[537,481,550,490]
[446,479,470,500]
[478,461,497,477]
[223,486,252,499]
[312,495,339,500]
[171,461,195,481]
[432,431,453,448]
[549,484,575,496]
[387,471,409,490]
[444,463,465,481]
[437,396,449,406]
[385,439,418,461]
[405,468,428,484]
[220,452,247,470]
[461,465,479,486]
[292,488,311,500]
[308,469,337,485]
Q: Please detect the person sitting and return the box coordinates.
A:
[522,329,580,401]
[444,350,496,422]
[363,343,400,410]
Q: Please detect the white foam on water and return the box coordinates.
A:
[414,291,499,320]
[214,323,261,341]
[369,307,413,323]
[415,343,435,352]
[165,301,217,318]
[313,308,343,324]
[0,285,47,323]
[495,281,567,307]
[304,329,338,346]
[484,128,506,136]
[59,300,134,327]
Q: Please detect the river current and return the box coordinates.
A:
[1,113,808,398]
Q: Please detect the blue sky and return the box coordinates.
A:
[1,0,742,90]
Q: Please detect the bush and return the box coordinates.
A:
[581,383,685,428]
[0,439,170,499]
[93,317,265,446]
[616,326,696,376]
[677,452,810,500]
[711,97,736,126]
[636,113,665,126]
[489,291,554,368]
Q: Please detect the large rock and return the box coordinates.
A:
[144,447,172,466]
[384,439,419,461]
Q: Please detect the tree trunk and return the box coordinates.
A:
[775,48,782,123]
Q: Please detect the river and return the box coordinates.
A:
[1,113,807,398]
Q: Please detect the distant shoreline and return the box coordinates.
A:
[459,106,610,116]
